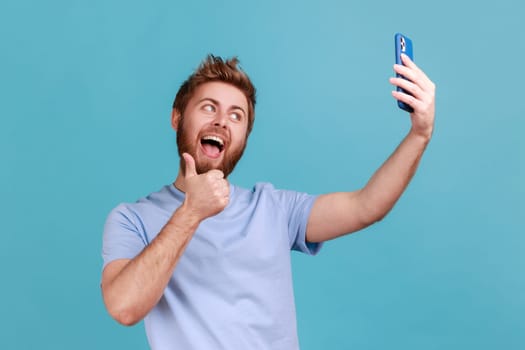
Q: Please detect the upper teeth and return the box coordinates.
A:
[202,135,224,146]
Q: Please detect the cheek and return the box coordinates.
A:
[182,119,203,139]
[232,130,248,148]
[177,119,200,147]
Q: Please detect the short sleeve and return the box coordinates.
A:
[102,204,148,269]
[273,188,323,255]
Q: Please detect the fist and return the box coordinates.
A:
[391,54,436,141]
[181,153,230,221]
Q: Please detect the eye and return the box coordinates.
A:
[202,104,215,113]
[230,112,242,121]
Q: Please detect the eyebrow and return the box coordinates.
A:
[197,98,246,115]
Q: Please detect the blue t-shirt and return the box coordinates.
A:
[102,182,321,350]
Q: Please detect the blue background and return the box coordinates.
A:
[1,0,524,349]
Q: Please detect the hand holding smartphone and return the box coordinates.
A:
[394,33,414,113]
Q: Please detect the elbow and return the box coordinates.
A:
[368,210,391,226]
[357,189,398,227]
[359,215,382,230]
[110,307,142,326]
[102,290,143,326]
[360,205,391,227]
[371,210,389,224]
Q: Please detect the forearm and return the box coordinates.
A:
[358,129,430,222]
[102,204,200,325]
[307,56,435,242]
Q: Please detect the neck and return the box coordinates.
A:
[173,171,186,193]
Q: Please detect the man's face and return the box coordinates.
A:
[173,81,250,177]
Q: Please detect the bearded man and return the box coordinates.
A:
[101,54,435,349]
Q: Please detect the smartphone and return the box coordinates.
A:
[394,33,414,113]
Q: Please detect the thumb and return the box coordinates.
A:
[182,153,197,177]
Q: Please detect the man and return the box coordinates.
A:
[101,54,435,349]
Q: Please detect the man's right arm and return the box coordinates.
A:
[101,204,200,326]
[101,153,229,326]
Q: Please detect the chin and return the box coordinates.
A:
[196,158,223,174]
[178,144,244,178]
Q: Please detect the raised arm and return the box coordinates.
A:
[306,54,435,242]
[101,153,229,325]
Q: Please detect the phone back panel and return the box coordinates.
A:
[394,33,414,112]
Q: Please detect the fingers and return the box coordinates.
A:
[389,78,434,111]
[391,89,422,111]
[391,55,435,108]
[180,153,230,219]
[389,55,435,138]
[400,53,416,68]
[207,169,225,180]
[207,171,228,198]
[182,152,197,177]
[183,159,227,197]
[391,79,434,113]
[215,178,230,199]
[191,173,230,219]
[389,77,423,100]
[395,55,434,92]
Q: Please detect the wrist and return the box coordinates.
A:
[408,127,432,145]
[168,203,202,231]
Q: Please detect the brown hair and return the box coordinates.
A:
[173,55,257,134]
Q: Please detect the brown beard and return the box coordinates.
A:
[176,118,247,177]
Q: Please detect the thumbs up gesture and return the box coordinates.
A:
[181,153,230,221]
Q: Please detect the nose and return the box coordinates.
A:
[213,110,228,128]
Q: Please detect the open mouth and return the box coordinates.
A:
[200,135,225,159]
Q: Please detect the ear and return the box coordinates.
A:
[171,108,181,132]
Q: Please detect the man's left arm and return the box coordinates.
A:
[306,54,435,243]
